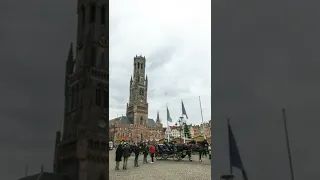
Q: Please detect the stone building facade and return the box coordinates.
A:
[109,56,163,143]
[52,1,109,180]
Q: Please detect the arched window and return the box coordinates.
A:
[100,5,106,25]
[81,6,85,28]
[75,84,79,106]
[140,117,143,125]
[138,63,140,69]
[100,52,104,67]
[95,141,99,149]
[88,139,94,148]
[91,47,96,66]
[96,84,101,105]
[71,87,75,109]
[139,88,144,96]
[103,89,108,108]
[90,4,96,23]
[141,64,143,69]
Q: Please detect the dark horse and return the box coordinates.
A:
[171,143,193,161]
[129,143,144,155]
[187,140,209,155]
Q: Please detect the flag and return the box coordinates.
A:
[228,120,248,180]
[167,105,172,122]
[181,100,188,119]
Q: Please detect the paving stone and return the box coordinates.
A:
[109,150,211,180]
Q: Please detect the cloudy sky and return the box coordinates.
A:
[109,0,211,125]
[0,0,210,179]
[212,0,320,179]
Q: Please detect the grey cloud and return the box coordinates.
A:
[147,41,181,71]
[212,0,320,179]
[0,0,76,179]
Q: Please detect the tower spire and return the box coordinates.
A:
[67,43,73,61]
[156,110,160,122]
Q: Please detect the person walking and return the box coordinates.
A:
[199,139,209,162]
[149,144,155,163]
[133,143,141,167]
[122,142,130,170]
[143,143,149,163]
[115,143,123,170]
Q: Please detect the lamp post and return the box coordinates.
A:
[175,117,184,143]
[127,130,132,143]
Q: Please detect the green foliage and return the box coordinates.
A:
[184,125,192,139]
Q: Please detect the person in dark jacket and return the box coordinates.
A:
[115,143,123,170]
[199,139,209,161]
[122,142,130,170]
[143,144,149,163]
[133,144,141,167]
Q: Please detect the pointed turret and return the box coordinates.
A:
[53,131,61,172]
[130,76,133,85]
[66,43,75,75]
[67,43,73,61]
[156,110,160,123]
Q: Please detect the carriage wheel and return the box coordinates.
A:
[173,153,181,161]
[163,154,168,160]
[155,154,162,160]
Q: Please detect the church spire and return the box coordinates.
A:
[156,110,160,122]
[66,42,74,75]
[67,43,73,61]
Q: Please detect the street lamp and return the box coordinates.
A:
[127,130,132,143]
[175,117,184,143]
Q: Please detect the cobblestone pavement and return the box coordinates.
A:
[109,150,211,180]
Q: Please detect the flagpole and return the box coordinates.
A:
[182,100,186,144]
[166,103,170,142]
[227,117,233,176]
[199,96,205,139]
[282,109,295,180]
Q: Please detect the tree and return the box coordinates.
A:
[184,125,192,139]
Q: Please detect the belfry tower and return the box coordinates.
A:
[126,55,149,125]
[53,1,109,180]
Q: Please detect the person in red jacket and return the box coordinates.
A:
[149,144,156,163]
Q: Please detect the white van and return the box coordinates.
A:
[109,141,113,150]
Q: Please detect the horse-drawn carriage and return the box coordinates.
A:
[155,143,192,161]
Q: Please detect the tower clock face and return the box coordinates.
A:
[98,119,106,128]
[99,35,108,48]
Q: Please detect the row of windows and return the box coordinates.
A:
[88,140,108,150]
[68,83,108,111]
[134,62,144,70]
[81,4,106,27]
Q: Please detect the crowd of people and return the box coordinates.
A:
[113,139,210,170]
